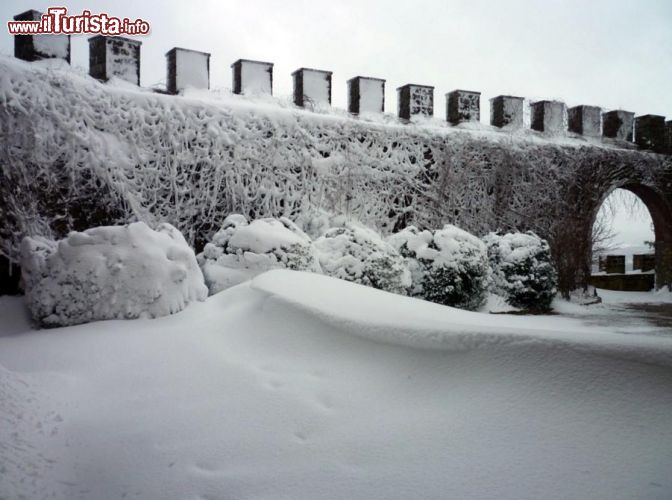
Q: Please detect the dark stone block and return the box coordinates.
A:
[14,9,70,63]
[88,36,142,85]
[231,59,273,95]
[397,84,433,120]
[602,110,634,141]
[635,114,666,153]
[666,121,672,155]
[292,68,332,107]
[0,256,21,296]
[589,273,654,291]
[598,254,626,274]
[490,95,525,128]
[530,100,567,133]
[446,90,480,124]
[633,254,655,272]
[347,76,385,114]
[568,105,601,136]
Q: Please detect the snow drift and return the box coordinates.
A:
[1,269,671,499]
[20,222,207,326]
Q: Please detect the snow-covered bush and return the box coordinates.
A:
[313,223,411,295]
[483,231,557,312]
[389,225,489,310]
[20,222,208,327]
[197,215,321,294]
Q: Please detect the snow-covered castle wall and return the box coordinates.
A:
[397,84,434,120]
[89,36,142,85]
[2,55,672,294]
[347,77,385,114]
[293,68,332,107]
[13,10,71,64]
[231,59,273,95]
[166,48,210,95]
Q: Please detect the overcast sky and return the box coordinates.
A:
[2,0,667,249]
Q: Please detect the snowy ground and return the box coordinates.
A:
[1,271,672,499]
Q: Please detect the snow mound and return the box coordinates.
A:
[484,231,557,311]
[252,270,672,366]
[314,222,411,295]
[198,214,321,294]
[389,224,489,310]
[20,222,207,327]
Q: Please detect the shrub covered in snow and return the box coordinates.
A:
[20,222,208,327]
[483,231,557,312]
[313,223,411,295]
[389,225,489,310]
[197,215,321,294]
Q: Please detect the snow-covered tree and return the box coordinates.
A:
[197,214,321,294]
[483,231,557,312]
[313,223,410,295]
[389,224,489,310]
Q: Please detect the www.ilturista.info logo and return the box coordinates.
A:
[7,7,150,36]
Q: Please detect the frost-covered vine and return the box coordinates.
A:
[1,56,671,293]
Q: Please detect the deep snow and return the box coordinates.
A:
[1,270,672,499]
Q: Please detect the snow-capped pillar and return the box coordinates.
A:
[88,36,142,85]
[397,84,434,120]
[293,68,333,108]
[347,76,385,114]
[568,105,602,136]
[490,95,525,128]
[446,90,480,124]
[13,9,71,63]
[530,100,567,134]
[231,59,273,95]
[602,110,635,142]
[166,48,210,95]
[634,114,666,153]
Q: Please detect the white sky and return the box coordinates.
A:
[2,0,669,248]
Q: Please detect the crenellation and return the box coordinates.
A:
[602,110,635,142]
[231,59,273,95]
[166,48,210,95]
[14,10,71,64]
[348,76,385,114]
[490,95,525,129]
[446,90,480,124]
[293,68,332,108]
[568,105,601,136]
[397,84,434,120]
[530,100,567,134]
[635,114,666,153]
[6,28,670,152]
[89,36,142,85]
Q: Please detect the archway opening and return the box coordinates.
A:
[590,185,672,291]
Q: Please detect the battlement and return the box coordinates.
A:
[9,10,671,154]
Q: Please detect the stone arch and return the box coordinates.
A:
[589,182,672,289]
